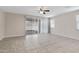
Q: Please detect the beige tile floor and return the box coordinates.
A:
[0,34,79,53]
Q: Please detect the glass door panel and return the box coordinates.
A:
[40,18,49,33]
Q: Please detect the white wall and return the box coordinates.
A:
[53,11,79,40]
[5,13,25,38]
[0,11,5,40]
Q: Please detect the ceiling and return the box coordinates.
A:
[0,6,79,17]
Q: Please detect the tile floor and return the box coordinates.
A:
[0,34,79,53]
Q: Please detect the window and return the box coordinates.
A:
[50,19,55,29]
[76,15,79,30]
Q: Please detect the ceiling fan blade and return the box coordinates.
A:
[40,8,43,11]
[43,11,46,14]
[44,10,50,12]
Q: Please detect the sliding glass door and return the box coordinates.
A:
[25,16,51,35]
[40,18,49,33]
[25,18,39,35]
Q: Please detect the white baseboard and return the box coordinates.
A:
[4,35,24,38]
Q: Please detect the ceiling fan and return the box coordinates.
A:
[29,6,50,15]
[39,6,50,14]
